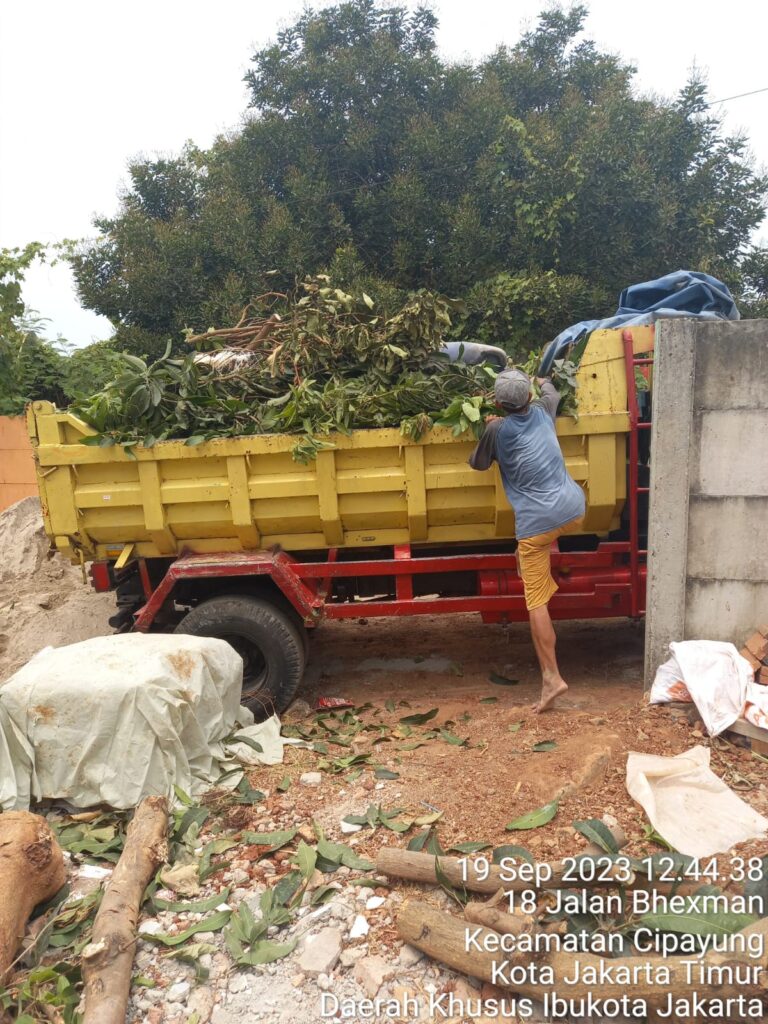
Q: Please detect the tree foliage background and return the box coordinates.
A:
[0,247,121,414]
[4,0,768,414]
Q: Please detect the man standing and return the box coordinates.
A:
[469,369,585,713]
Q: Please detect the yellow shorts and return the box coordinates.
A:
[517,517,584,611]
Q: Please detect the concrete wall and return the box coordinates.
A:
[0,415,37,512]
[644,319,768,683]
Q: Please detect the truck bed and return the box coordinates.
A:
[27,327,652,563]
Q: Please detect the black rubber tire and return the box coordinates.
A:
[174,595,306,718]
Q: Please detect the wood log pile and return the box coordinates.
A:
[377,838,768,1017]
[0,798,169,1024]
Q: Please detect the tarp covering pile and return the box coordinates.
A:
[0,633,283,810]
[540,270,739,371]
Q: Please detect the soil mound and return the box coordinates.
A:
[0,497,51,581]
[0,498,114,681]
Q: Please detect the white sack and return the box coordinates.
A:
[650,640,755,736]
[0,633,284,810]
[626,746,768,858]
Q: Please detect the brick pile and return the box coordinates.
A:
[741,625,768,685]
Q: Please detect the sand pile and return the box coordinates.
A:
[0,498,115,680]
[0,496,52,581]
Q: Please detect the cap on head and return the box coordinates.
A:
[494,368,531,410]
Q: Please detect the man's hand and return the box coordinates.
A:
[484,414,502,424]
[536,376,549,386]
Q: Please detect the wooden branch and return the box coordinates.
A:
[375,847,632,894]
[397,900,766,1005]
[0,812,67,979]
[82,797,169,1024]
[464,901,535,935]
[244,315,282,352]
[376,845,708,899]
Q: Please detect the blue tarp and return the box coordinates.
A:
[539,270,739,374]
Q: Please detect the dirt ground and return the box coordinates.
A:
[1,490,765,857]
[3,498,768,1023]
[268,614,768,862]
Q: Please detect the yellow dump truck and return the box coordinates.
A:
[28,325,653,711]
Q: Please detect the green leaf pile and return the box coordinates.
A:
[73,281,503,461]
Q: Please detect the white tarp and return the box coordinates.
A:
[626,746,768,857]
[650,639,765,736]
[0,633,285,810]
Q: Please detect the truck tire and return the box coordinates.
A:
[174,595,306,718]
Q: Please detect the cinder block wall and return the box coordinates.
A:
[0,415,37,512]
[644,319,768,684]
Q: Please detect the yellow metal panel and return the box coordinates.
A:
[494,470,515,538]
[315,450,344,545]
[74,482,143,509]
[336,467,406,494]
[585,434,616,510]
[404,446,428,541]
[338,492,407,532]
[113,543,135,570]
[137,462,176,554]
[227,455,260,549]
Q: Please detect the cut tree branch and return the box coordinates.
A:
[82,796,169,1024]
[397,900,767,1006]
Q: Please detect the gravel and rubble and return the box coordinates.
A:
[94,692,765,1024]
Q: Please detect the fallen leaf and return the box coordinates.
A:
[505,801,558,831]
[399,708,439,727]
[159,863,200,896]
[489,672,519,686]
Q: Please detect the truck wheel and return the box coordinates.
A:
[174,595,306,718]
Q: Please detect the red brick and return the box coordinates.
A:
[741,647,761,672]
[745,632,768,662]
[758,666,768,686]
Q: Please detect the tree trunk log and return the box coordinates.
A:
[82,796,168,1024]
[376,847,704,897]
[397,900,766,1006]
[464,901,535,935]
[0,812,67,979]
[376,847,631,894]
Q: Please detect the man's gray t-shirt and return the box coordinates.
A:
[468,382,586,540]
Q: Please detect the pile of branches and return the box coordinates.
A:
[74,278,502,461]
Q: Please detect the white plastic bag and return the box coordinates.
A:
[650,640,754,736]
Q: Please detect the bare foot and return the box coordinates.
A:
[533,672,569,713]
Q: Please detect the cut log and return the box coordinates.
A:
[0,811,67,978]
[376,846,707,897]
[464,901,535,935]
[82,796,169,1024]
[397,900,766,1005]
[375,847,632,894]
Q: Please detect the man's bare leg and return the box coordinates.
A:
[529,604,568,713]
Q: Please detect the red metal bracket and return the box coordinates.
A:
[133,550,323,632]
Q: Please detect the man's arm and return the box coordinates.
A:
[537,378,560,422]
[468,418,502,470]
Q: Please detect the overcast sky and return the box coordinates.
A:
[2,0,768,346]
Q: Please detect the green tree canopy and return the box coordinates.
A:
[70,1,768,359]
[0,245,66,415]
